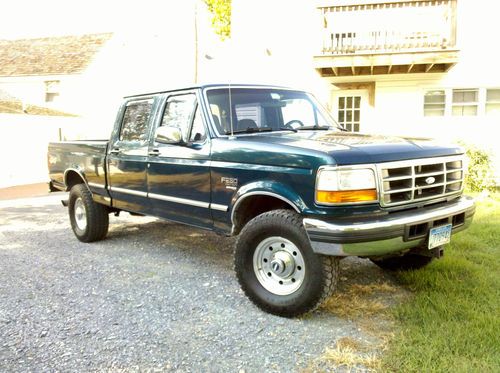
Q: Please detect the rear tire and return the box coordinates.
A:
[370,253,433,271]
[234,209,339,317]
[68,184,109,242]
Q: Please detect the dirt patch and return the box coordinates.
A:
[0,183,50,200]
[305,258,409,371]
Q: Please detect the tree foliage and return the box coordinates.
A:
[204,0,231,40]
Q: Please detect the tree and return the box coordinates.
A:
[204,0,231,40]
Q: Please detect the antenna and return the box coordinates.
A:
[228,82,234,138]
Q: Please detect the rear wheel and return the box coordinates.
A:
[370,253,433,271]
[234,209,339,317]
[68,184,109,242]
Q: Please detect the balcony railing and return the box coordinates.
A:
[319,0,457,55]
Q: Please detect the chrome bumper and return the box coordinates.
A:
[303,196,476,257]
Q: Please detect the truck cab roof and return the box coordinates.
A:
[123,83,293,99]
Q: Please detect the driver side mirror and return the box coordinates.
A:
[154,126,183,144]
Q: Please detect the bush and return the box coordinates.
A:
[460,143,496,192]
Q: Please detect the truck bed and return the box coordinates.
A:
[48,140,109,191]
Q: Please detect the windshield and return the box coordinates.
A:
[205,88,341,135]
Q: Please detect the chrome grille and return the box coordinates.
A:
[377,156,464,207]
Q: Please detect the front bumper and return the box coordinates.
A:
[303,196,475,257]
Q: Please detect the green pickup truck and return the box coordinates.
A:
[48,84,475,317]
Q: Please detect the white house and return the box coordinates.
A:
[0,33,113,115]
[1,0,498,187]
[0,0,218,187]
[0,33,115,187]
[229,0,500,181]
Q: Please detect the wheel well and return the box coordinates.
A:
[232,195,297,235]
[65,170,86,191]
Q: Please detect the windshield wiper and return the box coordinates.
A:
[225,127,273,135]
[296,125,348,132]
[278,127,297,133]
[296,125,332,131]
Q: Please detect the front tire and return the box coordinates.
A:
[68,184,109,242]
[234,209,339,317]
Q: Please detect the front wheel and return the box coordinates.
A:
[68,184,109,242]
[234,210,339,317]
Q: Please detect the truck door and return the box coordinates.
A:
[147,92,212,228]
[107,98,155,213]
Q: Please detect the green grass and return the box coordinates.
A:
[382,193,500,372]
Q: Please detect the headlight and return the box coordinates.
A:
[316,167,378,204]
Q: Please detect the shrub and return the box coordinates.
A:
[460,143,496,192]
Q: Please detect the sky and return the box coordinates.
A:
[0,0,193,40]
[1,1,112,39]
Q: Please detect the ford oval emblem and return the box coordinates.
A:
[425,176,436,185]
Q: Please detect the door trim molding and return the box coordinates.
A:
[108,186,148,198]
[88,182,105,189]
[108,186,228,211]
[210,203,229,212]
[149,192,210,209]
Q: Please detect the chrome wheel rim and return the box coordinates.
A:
[253,236,305,295]
[74,197,87,231]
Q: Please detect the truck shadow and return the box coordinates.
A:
[1,203,406,325]
[105,216,235,270]
[104,216,406,317]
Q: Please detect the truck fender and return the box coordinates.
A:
[230,181,307,230]
[63,168,90,192]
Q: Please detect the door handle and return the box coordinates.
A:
[148,148,160,156]
[109,147,120,155]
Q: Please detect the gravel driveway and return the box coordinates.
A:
[0,192,397,372]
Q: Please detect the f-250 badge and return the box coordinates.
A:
[221,177,238,190]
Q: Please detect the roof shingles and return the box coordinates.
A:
[0,33,113,77]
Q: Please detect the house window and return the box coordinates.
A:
[486,89,500,116]
[338,96,361,132]
[45,92,59,102]
[45,80,60,103]
[423,90,445,116]
[452,89,478,116]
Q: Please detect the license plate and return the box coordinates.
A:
[428,224,452,249]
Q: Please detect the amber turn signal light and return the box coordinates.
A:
[316,189,377,204]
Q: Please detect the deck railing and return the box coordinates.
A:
[319,0,457,55]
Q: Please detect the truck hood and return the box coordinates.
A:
[236,130,463,165]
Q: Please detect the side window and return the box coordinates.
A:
[161,94,197,141]
[189,106,207,142]
[120,100,153,142]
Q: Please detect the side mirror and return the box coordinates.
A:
[154,126,183,144]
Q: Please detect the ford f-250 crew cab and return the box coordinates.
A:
[48,84,475,317]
